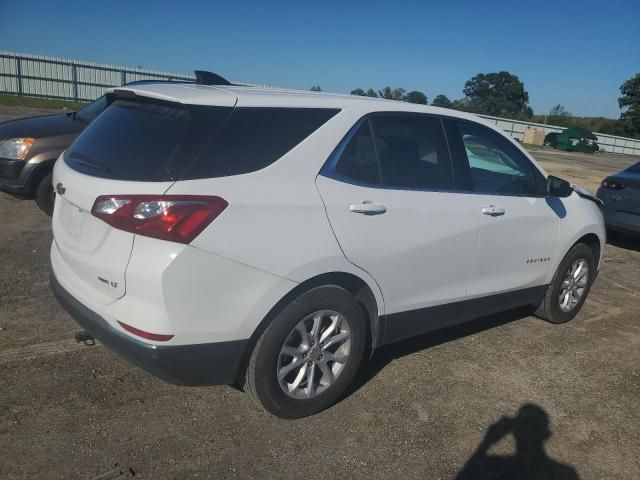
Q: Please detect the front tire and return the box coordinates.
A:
[35,172,54,217]
[535,243,596,324]
[245,285,367,418]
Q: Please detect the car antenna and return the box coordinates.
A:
[194,70,233,86]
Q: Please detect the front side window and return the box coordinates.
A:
[370,114,453,190]
[457,121,542,196]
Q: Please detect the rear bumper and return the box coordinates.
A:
[597,193,640,235]
[50,272,249,386]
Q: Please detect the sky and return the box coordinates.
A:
[1,0,638,118]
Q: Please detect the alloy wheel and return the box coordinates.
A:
[277,310,351,399]
[559,258,589,312]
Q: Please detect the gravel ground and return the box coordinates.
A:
[0,107,639,479]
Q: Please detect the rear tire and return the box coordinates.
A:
[35,172,54,217]
[535,243,596,324]
[245,285,367,418]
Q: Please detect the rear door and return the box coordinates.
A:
[445,119,559,297]
[52,94,235,300]
[316,113,478,334]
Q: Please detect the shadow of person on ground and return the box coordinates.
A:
[456,403,580,480]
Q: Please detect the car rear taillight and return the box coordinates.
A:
[601,179,625,190]
[117,321,174,342]
[91,195,228,244]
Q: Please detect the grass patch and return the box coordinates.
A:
[0,94,88,110]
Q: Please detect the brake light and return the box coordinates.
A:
[601,179,625,190]
[91,195,228,244]
[117,321,174,342]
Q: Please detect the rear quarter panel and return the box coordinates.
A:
[165,107,386,316]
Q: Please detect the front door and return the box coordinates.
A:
[447,119,559,298]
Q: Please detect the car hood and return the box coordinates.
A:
[0,113,84,141]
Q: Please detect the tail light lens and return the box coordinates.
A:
[91,195,228,244]
[117,321,174,342]
[601,179,625,190]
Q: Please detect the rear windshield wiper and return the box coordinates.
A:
[68,152,110,173]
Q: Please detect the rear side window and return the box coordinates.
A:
[334,122,380,185]
[370,114,453,190]
[183,108,339,179]
[66,100,338,181]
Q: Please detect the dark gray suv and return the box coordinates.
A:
[597,161,640,235]
[0,96,106,215]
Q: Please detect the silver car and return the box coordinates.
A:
[597,161,640,235]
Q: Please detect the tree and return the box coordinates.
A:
[403,90,428,104]
[310,85,322,92]
[547,104,572,126]
[462,71,532,118]
[432,94,453,108]
[619,73,640,134]
[378,87,406,101]
[351,88,378,97]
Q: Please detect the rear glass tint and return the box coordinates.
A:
[65,99,339,181]
[66,99,194,181]
[183,107,340,179]
[334,121,380,185]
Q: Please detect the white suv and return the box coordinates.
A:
[50,82,605,418]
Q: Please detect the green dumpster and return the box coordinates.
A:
[555,127,599,153]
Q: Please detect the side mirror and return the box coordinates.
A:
[547,175,573,197]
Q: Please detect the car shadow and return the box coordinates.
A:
[607,230,640,252]
[347,305,535,397]
[455,403,580,480]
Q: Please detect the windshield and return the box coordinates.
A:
[75,96,108,125]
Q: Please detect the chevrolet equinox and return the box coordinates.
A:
[50,82,605,418]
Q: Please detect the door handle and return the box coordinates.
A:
[349,201,387,215]
[481,205,505,216]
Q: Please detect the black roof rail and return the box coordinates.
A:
[124,79,191,86]
[194,70,233,86]
[121,71,235,88]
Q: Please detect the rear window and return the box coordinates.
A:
[65,99,339,181]
[66,99,199,181]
